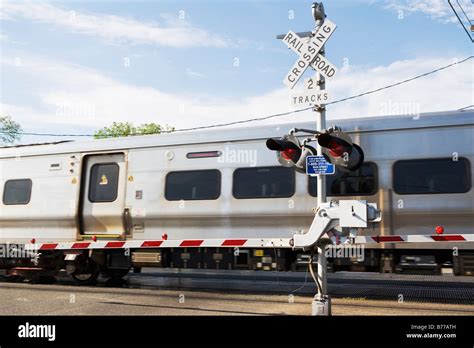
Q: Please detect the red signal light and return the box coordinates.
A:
[267,129,365,173]
[317,132,364,172]
[266,138,301,165]
[435,226,444,235]
[266,137,316,173]
[326,139,347,157]
[281,148,298,160]
[318,133,350,157]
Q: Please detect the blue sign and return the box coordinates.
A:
[306,156,335,175]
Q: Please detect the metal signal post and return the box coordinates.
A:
[312,3,327,207]
[274,1,369,315]
[312,2,329,309]
[276,1,336,315]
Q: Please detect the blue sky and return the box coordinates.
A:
[0,0,472,143]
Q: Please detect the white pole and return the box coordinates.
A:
[314,18,327,298]
[315,72,328,298]
[317,245,327,294]
[315,74,326,209]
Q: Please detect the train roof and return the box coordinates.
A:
[1,109,473,158]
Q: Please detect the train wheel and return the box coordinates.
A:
[72,272,99,285]
[71,261,99,285]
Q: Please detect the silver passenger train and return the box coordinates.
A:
[0,109,473,282]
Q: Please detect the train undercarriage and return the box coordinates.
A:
[1,246,473,284]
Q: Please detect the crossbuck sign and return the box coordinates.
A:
[282,19,338,89]
[290,77,328,107]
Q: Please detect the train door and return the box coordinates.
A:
[80,154,129,238]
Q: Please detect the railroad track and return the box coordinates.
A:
[2,269,472,305]
[127,269,474,304]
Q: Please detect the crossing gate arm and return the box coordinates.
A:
[22,232,473,252]
[353,234,474,244]
[21,200,381,252]
[23,238,294,251]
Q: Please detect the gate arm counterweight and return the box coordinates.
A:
[293,200,381,249]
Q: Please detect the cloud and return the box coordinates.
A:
[0,1,231,48]
[0,55,292,132]
[385,0,474,24]
[0,54,471,142]
[328,56,472,119]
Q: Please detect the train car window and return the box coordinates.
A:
[3,179,32,205]
[165,169,221,201]
[89,163,120,203]
[393,157,471,194]
[308,162,378,197]
[233,166,295,199]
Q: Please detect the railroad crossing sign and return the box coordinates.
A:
[291,90,328,107]
[304,77,318,90]
[282,19,338,89]
[306,155,335,176]
[291,77,329,107]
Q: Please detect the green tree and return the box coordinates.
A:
[93,122,174,139]
[0,115,22,145]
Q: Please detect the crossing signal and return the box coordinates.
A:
[317,131,364,172]
[266,135,316,174]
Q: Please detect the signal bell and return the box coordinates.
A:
[266,135,316,174]
[317,131,364,172]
